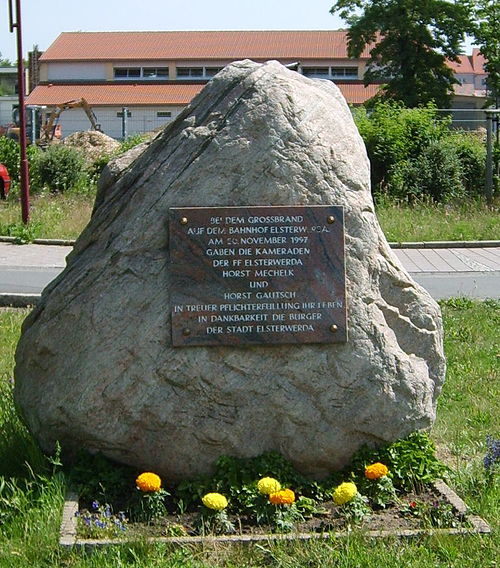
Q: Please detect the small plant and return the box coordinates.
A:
[400,499,461,529]
[267,488,304,533]
[483,435,500,482]
[362,463,398,508]
[76,500,127,538]
[5,221,41,244]
[196,492,235,535]
[332,482,370,526]
[132,472,169,524]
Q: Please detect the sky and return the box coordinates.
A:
[1,0,477,63]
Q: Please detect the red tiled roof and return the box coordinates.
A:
[336,82,380,104]
[25,83,204,106]
[448,49,487,75]
[40,31,371,61]
[471,48,486,74]
[448,55,474,74]
[26,81,379,107]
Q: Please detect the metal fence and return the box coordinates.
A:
[21,104,497,144]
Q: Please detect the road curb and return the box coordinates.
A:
[389,240,500,249]
[0,293,40,307]
[0,236,75,246]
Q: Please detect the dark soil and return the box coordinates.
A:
[78,485,470,539]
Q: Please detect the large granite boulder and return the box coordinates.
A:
[14,60,446,481]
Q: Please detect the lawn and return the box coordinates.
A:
[0,191,499,243]
[0,301,498,567]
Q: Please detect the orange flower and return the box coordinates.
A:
[364,462,389,480]
[269,488,295,505]
[136,472,162,492]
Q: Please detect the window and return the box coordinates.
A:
[205,67,223,77]
[176,66,223,79]
[177,67,204,78]
[301,66,359,80]
[114,67,168,80]
[114,68,140,79]
[116,110,132,117]
[302,67,329,78]
[330,67,358,79]
[157,111,172,118]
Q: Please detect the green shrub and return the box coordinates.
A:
[118,134,148,154]
[353,102,451,192]
[30,144,85,192]
[353,102,491,202]
[0,136,20,180]
[445,131,486,197]
[390,140,464,202]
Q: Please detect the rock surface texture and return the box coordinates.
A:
[14,61,446,480]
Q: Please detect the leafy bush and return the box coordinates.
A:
[353,102,488,202]
[390,140,464,202]
[0,136,20,180]
[30,144,85,192]
[353,102,451,192]
[445,131,486,197]
[118,134,148,154]
[347,431,449,492]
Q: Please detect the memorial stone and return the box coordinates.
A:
[14,60,446,480]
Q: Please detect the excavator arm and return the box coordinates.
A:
[40,98,101,142]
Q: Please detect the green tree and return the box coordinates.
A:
[330,0,472,107]
[469,0,500,107]
[0,53,14,67]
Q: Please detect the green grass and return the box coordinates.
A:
[1,191,499,243]
[376,198,500,242]
[0,191,94,241]
[0,302,498,567]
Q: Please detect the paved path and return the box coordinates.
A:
[391,245,500,300]
[0,241,499,302]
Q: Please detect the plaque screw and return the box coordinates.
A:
[180,217,188,225]
[329,324,338,333]
[182,328,191,336]
[327,215,335,224]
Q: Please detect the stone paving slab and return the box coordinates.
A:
[392,247,500,273]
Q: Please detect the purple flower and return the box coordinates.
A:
[91,500,100,510]
[484,435,500,471]
[94,520,106,529]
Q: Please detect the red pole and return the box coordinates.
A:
[9,0,30,224]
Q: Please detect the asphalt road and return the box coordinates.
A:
[0,242,499,301]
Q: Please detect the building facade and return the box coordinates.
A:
[23,31,488,139]
[24,31,378,139]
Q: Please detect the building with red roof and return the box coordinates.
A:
[22,31,489,138]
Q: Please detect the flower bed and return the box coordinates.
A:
[60,433,492,547]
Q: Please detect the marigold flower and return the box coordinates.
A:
[136,472,162,492]
[269,488,296,505]
[202,492,228,511]
[257,477,281,495]
[332,482,358,506]
[365,462,389,480]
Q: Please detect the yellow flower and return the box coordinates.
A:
[365,462,389,480]
[332,482,358,505]
[202,492,228,511]
[269,488,296,505]
[257,477,281,495]
[136,472,162,492]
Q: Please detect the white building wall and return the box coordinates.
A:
[47,63,108,81]
[0,96,18,126]
[55,105,186,140]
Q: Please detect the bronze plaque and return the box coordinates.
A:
[170,206,347,346]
